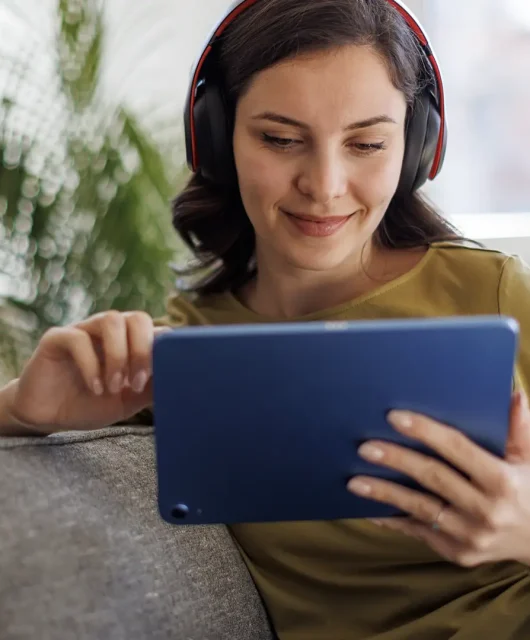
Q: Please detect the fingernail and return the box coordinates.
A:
[132,370,148,393]
[348,479,372,495]
[388,410,413,429]
[358,443,385,461]
[93,378,104,396]
[109,372,123,394]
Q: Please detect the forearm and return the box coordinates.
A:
[0,379,43,437]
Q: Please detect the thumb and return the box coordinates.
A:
[120,377,155,423]
[505,390,530,463]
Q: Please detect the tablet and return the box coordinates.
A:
[152,316,518,526]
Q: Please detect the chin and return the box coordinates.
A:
[283,245,359,272]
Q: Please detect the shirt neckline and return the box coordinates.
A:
[220,243,440,323]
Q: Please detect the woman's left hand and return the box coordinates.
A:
[347,390,530,567]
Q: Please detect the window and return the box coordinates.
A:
[407,0,530,215]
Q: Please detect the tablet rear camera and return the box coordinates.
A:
[171,504,190,519]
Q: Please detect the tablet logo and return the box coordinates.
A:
[325,322,349,331]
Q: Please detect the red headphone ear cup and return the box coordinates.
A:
[192,83,237,185]
[184,1,446,190]
[399,90,442,194]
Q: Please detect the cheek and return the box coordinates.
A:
[356,148,405,209]
[234,136,288,221]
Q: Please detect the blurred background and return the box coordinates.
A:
[0,0,529,383]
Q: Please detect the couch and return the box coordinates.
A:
[0,426,275,640]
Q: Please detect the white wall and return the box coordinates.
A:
[451,213,530,264]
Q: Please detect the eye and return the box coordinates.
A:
[352,142,387,156]
[261,133,301,150]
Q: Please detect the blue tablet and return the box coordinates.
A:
[152,316,518,525]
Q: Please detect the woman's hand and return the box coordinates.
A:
[347,390,530,567]
[6,311,171,435]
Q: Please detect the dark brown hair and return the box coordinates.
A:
[172,0,464,295]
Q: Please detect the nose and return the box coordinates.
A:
[296,147,349,204]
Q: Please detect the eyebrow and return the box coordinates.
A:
[251,112,398,131]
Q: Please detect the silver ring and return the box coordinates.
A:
[432,505,445,530]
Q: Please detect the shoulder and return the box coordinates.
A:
[431,241,530,290]
[430,241,513,280]
[496,251,530,314]
[421,242,528,314]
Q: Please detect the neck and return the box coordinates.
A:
[239,243,429,319]
[241,242,387,319]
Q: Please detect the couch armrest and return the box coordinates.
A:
[0,426,274,640]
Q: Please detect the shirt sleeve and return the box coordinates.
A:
[153,292,210,328]
[498,255,530,398]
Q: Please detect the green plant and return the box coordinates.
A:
[0,0,186,383]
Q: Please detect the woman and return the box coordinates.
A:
[2,0,530,638]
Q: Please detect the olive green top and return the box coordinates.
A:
[157,243,530,640]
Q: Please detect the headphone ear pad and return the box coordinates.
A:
[399,90,441,194]
[193,83,236,185]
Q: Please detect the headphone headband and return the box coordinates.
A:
[186,0,447,188]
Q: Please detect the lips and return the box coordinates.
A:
[287,212,352,223]
[281,209,353,238]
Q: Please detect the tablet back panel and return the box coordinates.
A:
[153,317,518,525]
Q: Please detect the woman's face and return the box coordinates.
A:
[233,45,408,273]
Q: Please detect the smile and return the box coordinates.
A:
[281,210,354,238]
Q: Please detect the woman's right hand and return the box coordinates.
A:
[6,311,172,435]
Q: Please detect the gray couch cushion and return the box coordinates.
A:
[0,427,273,640]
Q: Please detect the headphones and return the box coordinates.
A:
[184,0,447,195]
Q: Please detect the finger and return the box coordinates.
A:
[371,517,422,538]
[372,518,470,564]
[387,410,507,494]
[372,518,480,567]
[120,376,155,417]
[77,312,128,394]
[357,441,490,521]
[40,327,103,396]
[349,475,444,523]
[123,312,157,394]
[349,475,480,542]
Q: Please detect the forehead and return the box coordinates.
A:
[238,45,407,126]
